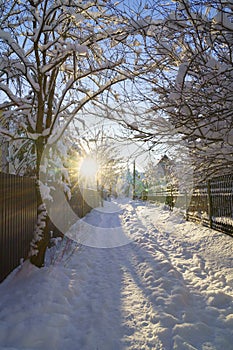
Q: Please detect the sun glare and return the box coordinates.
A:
[79,156,99,179]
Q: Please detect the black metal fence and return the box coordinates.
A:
[187,174,233,235]
[0,172,37,282]
[148,173,233,236]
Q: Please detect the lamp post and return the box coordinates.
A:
[133,159,136,200]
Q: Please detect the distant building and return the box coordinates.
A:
[144,154,177,193]
[156,154,175,180]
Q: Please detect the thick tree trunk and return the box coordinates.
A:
[30,137,50,268]
[30,181,50,267]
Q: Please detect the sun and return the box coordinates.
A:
[79,156,99,179]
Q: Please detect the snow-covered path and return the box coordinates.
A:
[0,200,233,350]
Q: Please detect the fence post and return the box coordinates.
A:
[133,159,136,199]
[207,180,213,228]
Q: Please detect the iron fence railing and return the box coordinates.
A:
[148,173,233,236]
[187,174,233,235]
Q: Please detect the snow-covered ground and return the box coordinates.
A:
[0,199,233,350]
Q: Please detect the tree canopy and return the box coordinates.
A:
[132,0,233,180]
[1,0,233,265]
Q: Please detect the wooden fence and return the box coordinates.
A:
[0,172,101,282]
[0,172,37,282]
[148,173,233,236]
[147,189,188,211]
[2,171,231,282]
[70,187,100,219]
[48,186,101,235]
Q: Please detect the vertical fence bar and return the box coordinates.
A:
[207,180,213,229]
[0,172,37,282]
[187,174,232,235]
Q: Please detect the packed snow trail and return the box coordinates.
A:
[0,200,233,350]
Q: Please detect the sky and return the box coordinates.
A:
[70,112,161,171]
[0,198,232,350]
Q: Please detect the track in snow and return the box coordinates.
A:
[0,199,232,350]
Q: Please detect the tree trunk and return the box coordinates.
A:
[30,184,50,267]
[30,137,50,267]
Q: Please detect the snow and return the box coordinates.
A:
[0,199,233,350]
[214,11,233,31]
[38,181,54,201]
[175,62,189,87]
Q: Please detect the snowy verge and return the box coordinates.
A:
[0,199,232,350]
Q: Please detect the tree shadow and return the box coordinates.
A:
[117,202,233,349]
[0,201,232,350]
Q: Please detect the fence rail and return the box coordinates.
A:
[187,174,233,235]
[0,172,37,282]
[1,171,232,282]
[148,173,233,236]
[70,187,101,219]
[147,190,188,211]
[47,186,101,235]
